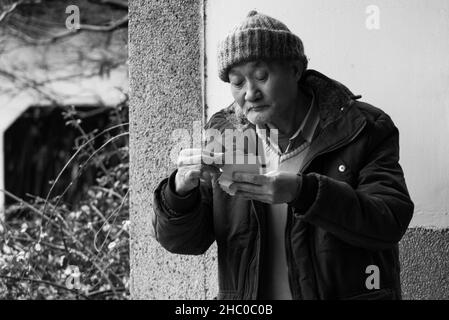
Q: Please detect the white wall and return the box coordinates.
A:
[205,0,449,228]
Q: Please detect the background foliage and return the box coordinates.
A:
[0,0,129,299]
[0,102,129,300]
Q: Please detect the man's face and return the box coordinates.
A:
[228,60,301,127]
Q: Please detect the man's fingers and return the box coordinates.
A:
[185,169,201,181]
[178,154,205,166]
[230,182,264,194]
[178,150,225,167]
[234,191,269,203]
[201,152,225,166]
[179,148,202,157]
[201,164,221,176]
[232,172,267,185]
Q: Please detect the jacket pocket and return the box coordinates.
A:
[344,288,395,300]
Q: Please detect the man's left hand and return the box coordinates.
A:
[227,171,302,204]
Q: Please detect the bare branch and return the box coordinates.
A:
[0,275,90,300]
[14,14,129,45]
[0,188,50,223]
[79,14,128,31]
[0,0,24,24]
[0,69,61,104]
[87,287,126,298]
[94,0,128,9]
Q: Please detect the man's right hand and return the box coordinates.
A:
[174,148,223,196]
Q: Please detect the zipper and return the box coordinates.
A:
[243,201,261,300]
[308,227,322,299]
[301,120,367,173]
[285,207,301,299]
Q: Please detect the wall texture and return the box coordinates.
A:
[400,228,449,299]
[129,0,448,300]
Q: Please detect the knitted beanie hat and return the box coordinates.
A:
[217,10,307,82]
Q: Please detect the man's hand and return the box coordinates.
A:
[227,171,302,204]
[175,148,223,196]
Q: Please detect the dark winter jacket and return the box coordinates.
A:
[152,70,414,300]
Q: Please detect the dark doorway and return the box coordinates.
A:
[3,105,121,207]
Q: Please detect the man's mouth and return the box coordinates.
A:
[248,105,268,112]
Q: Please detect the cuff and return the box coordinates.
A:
[289,173,319,215]
[163,170,200,214]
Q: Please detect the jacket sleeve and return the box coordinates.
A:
[290,114,414,250]
[151,108,238,255]
[152,170,215,255]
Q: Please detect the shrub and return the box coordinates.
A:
[0,100,129,300]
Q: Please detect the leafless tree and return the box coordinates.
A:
[0,0,128,104]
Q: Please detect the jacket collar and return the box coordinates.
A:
[301,69,360,128]
[299,70,367,171]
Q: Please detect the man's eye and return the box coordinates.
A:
[255,72,268,81]
[231,80,244,87]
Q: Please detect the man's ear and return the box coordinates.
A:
[291,60,304,82]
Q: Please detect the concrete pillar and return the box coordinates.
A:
[129,0,217,299]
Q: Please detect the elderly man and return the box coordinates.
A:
[152,11,414,300]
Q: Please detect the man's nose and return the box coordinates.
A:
[245,82,261,102]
